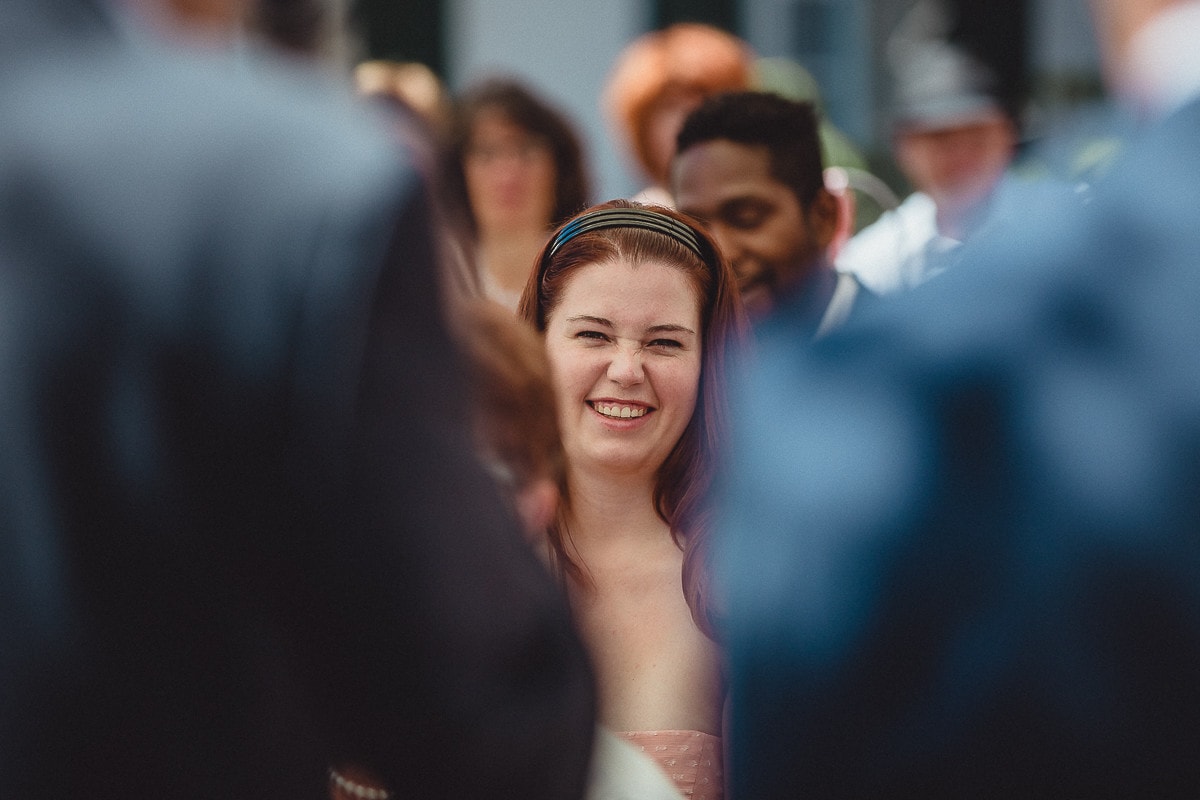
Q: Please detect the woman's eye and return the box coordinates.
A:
[576,330,608,341]
[648,338,683,350]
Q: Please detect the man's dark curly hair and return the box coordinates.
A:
[675,91,826,207]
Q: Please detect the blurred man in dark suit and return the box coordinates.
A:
[715,0,1200,796]
[0,0,594,798]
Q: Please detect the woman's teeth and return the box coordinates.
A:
[594,403,647,419]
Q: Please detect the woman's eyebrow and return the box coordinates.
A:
[565,315,613,327]
[647,323,696,335]
[565,316,696,336]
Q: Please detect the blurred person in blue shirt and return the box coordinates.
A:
[715,0,1200,796]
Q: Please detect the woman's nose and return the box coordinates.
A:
[607,343,645,386]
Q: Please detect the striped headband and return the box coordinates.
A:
[546,207,706,261]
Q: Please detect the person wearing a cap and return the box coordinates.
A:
[836,1,1019,295]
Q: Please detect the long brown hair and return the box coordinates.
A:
[518,200,747,636]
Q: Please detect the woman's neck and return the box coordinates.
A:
[562,467,665,552]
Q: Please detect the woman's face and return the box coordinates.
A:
[544,256,702,481]
[464,108,557,234]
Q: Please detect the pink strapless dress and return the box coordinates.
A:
[619,730,723,800]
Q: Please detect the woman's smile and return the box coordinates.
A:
[589,400,652,420]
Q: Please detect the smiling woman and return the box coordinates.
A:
[519,201,747,800]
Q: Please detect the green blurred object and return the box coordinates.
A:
[754,56,867,171]
[754,56,899,232]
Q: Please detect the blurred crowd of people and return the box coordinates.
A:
[4,0,1200,797]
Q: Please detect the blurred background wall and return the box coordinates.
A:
[347,0,1104,201]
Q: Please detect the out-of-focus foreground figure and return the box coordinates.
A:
[0,0,595,798]
[716,0,1200,796]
